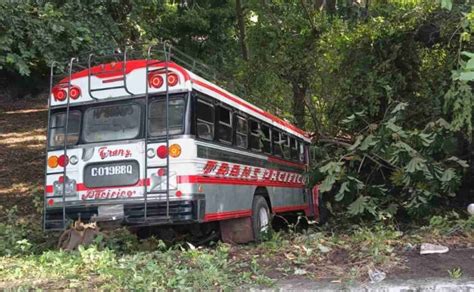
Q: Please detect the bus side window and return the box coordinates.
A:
[196,98,214,140]
[249,119,261,152]
[261,124,272,154]
[217,105,232,144]
[235,114,248,149]
[299,140,305,162]
[290,137,298,161]
[281,134,290,159]
[272,130,283,157]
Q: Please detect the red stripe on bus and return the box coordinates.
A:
[191,79,308,137]
[177,175,305,188]
[204,209,252,221]
[273,204,308,214]
[204,204,308,221]
[45,179,150,193]
[102,77,124,83]
[60,60,190,82]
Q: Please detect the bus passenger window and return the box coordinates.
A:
[249,120,261,151]
[261,125,271,154]
[281,134,290,159]
[299,140,305,162]
[272,130,283,157]
[217,106,232,143]
[196,99,214,140]
[235,115,248,149]
[290,137,298,161]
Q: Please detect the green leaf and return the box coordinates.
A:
[349,135,363,151]
[335,181,349,201]
[319,174,336,193]
[459,71,474,81]
[348,196,367,215]
[342,114,355,124]
[440,168,456,182]
[446,156,469,168]
[391,102,408,114]
[405,157,426,173]
[440,0,452,10]
[359,134,377,151]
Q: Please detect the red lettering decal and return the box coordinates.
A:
[229,164,240,177]
[98,147,107,159]
[271,171,278,181]
[262,169,271,180]
[216,163,230,176]
[241,167,252,178]
[252,168,261,179]
[203,160,218,174]
[278,172,286,182]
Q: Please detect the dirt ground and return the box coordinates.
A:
[0,96,473,285]
[393,248,474,279]
[0,96,47,215]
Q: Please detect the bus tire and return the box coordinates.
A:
[251,195,271,241]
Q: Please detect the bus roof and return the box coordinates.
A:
[54,59,311,142]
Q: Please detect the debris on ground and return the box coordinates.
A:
[420,243,449,255]
[57,220,101,251]
[368,267,386,283]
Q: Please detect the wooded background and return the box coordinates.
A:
[1,0,473,223]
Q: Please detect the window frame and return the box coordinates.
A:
[272,129,283,158]
[82,101,142,144]
[260,123,272,155]
[234,113,248,149]
[48,110,82,148]
[195,96,215,141]
[216,104,233,144]
[249,118,262,152]
[148,95,187,138]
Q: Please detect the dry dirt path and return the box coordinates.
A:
[0,97,47,215]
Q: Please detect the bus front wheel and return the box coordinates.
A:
[251,195,271,241]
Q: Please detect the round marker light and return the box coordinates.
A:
[69,87,81,99]
[167,73,179,86]
[48,199,54,206]
[148,74,164,88]
[175,190,182,198]
[58,176,66,183]
[157,168,166,176]
[169,144,181,158]
[55,89,67,101]
[48,156,58,168]
[156,145,168,159]
[147,148,155,158]
[69,155,78,165]
[58,154,69,167]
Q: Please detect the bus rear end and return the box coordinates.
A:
[43,53,202,230]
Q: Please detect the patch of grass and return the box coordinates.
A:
[447,267,463,279]
[0,242,272,289]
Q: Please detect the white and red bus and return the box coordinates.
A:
[44,44,319,242]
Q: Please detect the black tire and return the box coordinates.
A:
[251,195,271,241]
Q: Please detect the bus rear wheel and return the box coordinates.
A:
[251,195,271,241]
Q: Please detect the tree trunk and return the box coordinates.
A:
[235,0,249,61]
[292,82,306,129]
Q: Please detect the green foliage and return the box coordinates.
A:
[314,101,467,220]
